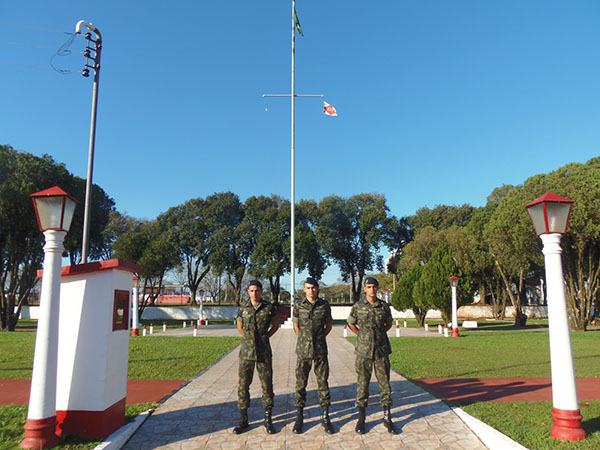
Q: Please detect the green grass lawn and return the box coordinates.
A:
[462,401,600,450]
[0,403,155,450]
[128,336,240,379]
[381,323,600,449]
[0,332,240,379]
[0,330,240,449]
[388,326,599,378]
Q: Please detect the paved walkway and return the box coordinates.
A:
[123,328,487,450]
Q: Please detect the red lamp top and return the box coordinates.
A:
[525,191,574,236]
[449,276,459,288]
[30,186,78,232]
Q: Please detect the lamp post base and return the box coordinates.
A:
[20,417,60,449]
[131,328,139,336]
[550,408,586,441]
[451,327,460,337]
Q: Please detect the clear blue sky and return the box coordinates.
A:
[2,1,599,285]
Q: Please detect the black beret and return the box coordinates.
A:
[248,280,263,289]
[304,277,319,287]
[364,277,379,286]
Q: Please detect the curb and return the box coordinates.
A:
[93,409,152,450]
[452,406,527,450]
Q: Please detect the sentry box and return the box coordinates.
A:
[55,259,140,439]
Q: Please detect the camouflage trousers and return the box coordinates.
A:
[355,355,391,408]
[295,356,331,408]
[237,357,274,410]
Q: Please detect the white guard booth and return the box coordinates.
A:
[55,259,140,439]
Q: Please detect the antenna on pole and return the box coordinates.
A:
[75,20,102,264]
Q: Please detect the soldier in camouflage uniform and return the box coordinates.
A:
[292,277,334,434]
[233,280,280,435]
[347,276,398,435]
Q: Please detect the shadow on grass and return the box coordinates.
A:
[412,378,552,405]
[583,413,600,436]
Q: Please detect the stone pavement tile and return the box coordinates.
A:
[123,329,488,449]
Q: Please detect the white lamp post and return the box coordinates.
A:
[525,192,586,441]
[199,289,205,323]
[131,276,140,337]
[21,187,77,449]
[449,276,460,337]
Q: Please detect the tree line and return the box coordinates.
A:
[2,144,598,331]
[391,157,600,331]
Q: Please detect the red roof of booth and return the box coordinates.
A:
[37,259,141,278]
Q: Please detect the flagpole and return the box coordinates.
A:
[291,0,296,316]
[262,2,323,325]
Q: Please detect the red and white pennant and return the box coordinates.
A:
[322,101,338,116]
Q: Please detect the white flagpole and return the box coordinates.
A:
[291,0,296,317]
[262,1,322,323]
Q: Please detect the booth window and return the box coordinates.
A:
[113,290,130,331]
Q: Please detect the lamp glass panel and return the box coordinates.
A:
[546,202,571,233]
[450,279,458,288]
[62,197,76,231]
[35,197,64,230]
[526,202,547,235]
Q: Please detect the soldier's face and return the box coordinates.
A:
[248,285,262,303]
[303,283,319,302]
[364,283,378,302]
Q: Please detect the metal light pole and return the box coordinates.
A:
[263,0,323,320]
[449,276,459,337]
[21,187,77,449]
[525,192,586,441]
[75,20,102,264]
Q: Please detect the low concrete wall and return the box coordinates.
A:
[21,304,551,321]
[141,306,238,320]
[17,306,39,319]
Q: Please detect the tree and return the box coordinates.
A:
[464,204,507,318]
[418,242,468,323]
[205,192,249,305]
[391,264,427,326]
[0,146,114,331]
[408,204,475,233]
[295,199,328,281]
[244,195,290,304]
[524,160,600,330]
[316,193,391,302]
[382,215,413,278]
[398,226,444,270]
[484,183,543,327]
[158,198,211,306]
[62,178,115,265]
[112,220,178,317]
[98,210,141,260]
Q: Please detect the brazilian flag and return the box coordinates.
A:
[294,8,304,36]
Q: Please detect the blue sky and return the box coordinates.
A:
[2,1,599,286]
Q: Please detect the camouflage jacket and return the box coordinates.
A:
[293,297,332,359]
[347,298,392,358]
[236,299,278,361]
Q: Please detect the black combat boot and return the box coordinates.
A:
[264,408,275,434]
[293,407,303,434]
[233,409,249,434]
[321,406,334,434]
[355,406,366,434]
[383,406,398,434]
